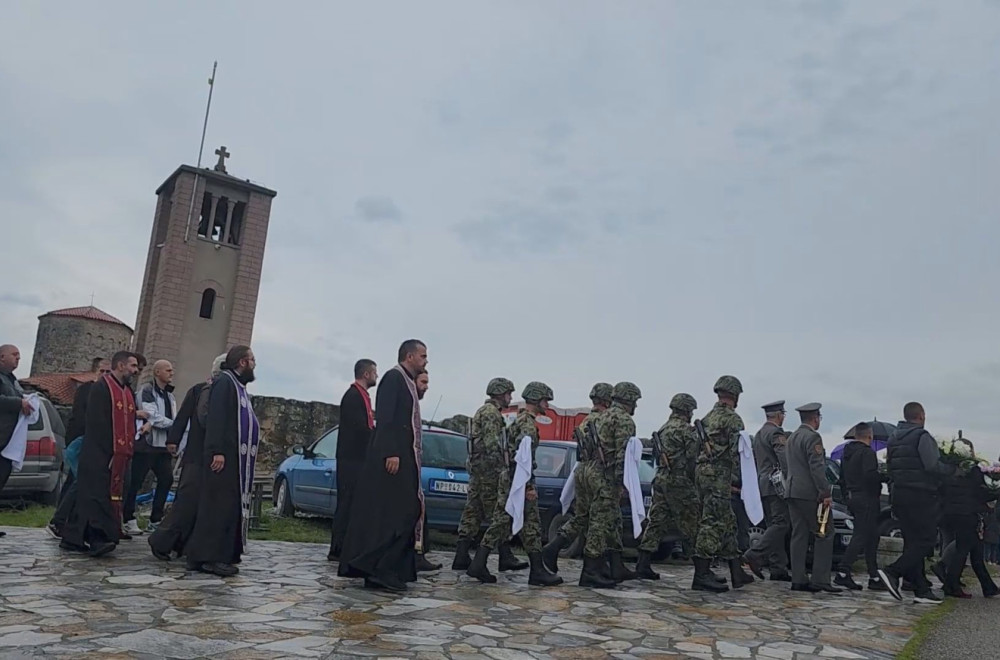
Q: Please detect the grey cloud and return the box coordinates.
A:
[0,292,44,308]
[796,0,848,23]
[355,196,402,224]
[453,201,581,257]
[543,185,580,205]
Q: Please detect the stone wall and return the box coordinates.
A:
[251,395,340,475]
[31,316,132,376]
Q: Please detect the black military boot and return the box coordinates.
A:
[466,546,496,584]
[635,550,660,580]
[608,550,639,582]
[541,533,570,574]
[451,538,473,571]
[691,557,729,593]
[729,558,754,589]
[579,555,617,588]
[527,551,563,587]
[498,543,529,572]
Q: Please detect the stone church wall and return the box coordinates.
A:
[31,317,132,376]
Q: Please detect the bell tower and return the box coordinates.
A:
[132,147,277,393]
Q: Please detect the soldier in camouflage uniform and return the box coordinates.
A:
[594,381,643,583]
[451,378,527,572]
[691,375,754,593]
[467,382,562,587]
[541,383,616,588]
[635,393,702,580]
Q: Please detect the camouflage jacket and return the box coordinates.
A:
[657,414,699,481]
[596,402,635,487]
[575,408,604,463]
[469,399,505,468]
[696,401,745,481]
[507,408,540,487]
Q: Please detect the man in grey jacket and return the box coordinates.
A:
[0,344,33,537]
[123,360,177,535]
[785,402,842,593]
[743,400,791,581]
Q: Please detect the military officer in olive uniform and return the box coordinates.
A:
[451,378,527,572]
[636,393,701,580]
[743,401,792,581]
[467,382,562,587]
[541,383,616,588]
[691,375,754,592]
[785,402,842,593]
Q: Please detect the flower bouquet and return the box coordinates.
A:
[980,463,1000,492]
[938,437,987,473]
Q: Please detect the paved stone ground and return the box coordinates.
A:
[0,526,927,659]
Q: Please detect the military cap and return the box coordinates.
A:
[589,382,613,402]
[762,400,785,413]
[795,402,822,413]
[612,381,642,404]
[713,375,743,396]
[669,393,697,414]
[486,377,515,396]
[522,381,554,402]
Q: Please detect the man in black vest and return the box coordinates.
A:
[879,402,954,604]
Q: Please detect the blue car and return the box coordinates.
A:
[272,424,472,531]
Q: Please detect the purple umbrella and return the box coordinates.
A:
[830,437,888,461]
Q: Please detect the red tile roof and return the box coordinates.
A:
[42,305,131,330]
[20,372,99,406]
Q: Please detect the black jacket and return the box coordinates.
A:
[66,380,96,442]
[887,421,954,493]
[841,440,882,498]
[942,468,996,516]
[0,370,25,452]
[337,384,373,463]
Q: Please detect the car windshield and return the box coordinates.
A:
[536,445,570,478]
[638,456,656,483]
[422,431,469,470]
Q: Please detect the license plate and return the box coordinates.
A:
[430,480,468,494]
[841,535,852,545]
[643,496,652,508]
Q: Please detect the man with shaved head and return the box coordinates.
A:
[0,344,32,536]
[124,359,177,535]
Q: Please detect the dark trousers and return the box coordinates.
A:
[747,495,790,572]
[732,495,751,552]
[789,498,834,586]
[943,514,998,595]
[51,472,77,529]
[124,452,174,523]
[839,494,880,578]
[0,456,12,493]
[888,488,939,593]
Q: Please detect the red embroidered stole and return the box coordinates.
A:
[353,382,374,430]
[104,374,136,523]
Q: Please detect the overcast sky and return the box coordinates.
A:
[2,1,998,458]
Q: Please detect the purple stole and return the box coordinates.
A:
[222,370,261,546]
[391,364,424,552]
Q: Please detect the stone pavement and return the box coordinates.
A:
[0,526,926,659]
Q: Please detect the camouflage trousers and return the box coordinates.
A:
[481,472,542,553]
[456,465,500,540]
[693,464,739,560]
[558,462,621,558]
[639,470,700,552]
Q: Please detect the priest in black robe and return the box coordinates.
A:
[60,351,139,557]
[184,345,260,577]
[149,353,226,561]
[328,359,378,560]
[338,339,428,592]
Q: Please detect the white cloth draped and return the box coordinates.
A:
[560,462,578,515]
[739,430,764,525]
[1,393,41,471]
[504,436,533,534]
[624,436,646,538]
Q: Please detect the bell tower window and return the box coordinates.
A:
[199,288,216,319]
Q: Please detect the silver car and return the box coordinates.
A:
[1,396,66,504]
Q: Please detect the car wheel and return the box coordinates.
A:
[274,478,293,517]
[878,517,902,539]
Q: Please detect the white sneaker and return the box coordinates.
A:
[124,519,143,536]
[146,520,160,533]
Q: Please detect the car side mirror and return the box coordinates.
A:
[291,445,304,456]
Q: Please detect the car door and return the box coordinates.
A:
[292,427,338,514]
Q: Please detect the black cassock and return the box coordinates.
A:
[184,374,244,565]
[148,381,210,558]
[329,383,373,559]
[62,378,124,548]
[338,366,420,584]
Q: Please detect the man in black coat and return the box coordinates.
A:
[338,339,428,592]
[0,344,32,539]
[328,359,377,560]
[834,422,887,591]
[149,353,226,561]
[184,346,261,577]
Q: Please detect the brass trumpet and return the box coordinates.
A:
[816,501,831,537]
